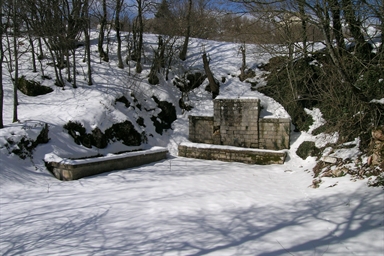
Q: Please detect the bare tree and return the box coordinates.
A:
[239,42,247,81]
[148,35,177,84]
[25,22,37,73]
[0,0,4,128]
[21,0,87,88]
[297,0,308,58]
[135,0,144,73]
[97,0,109,62]
[115,0,125,69]
[83,0,93,85]
[1,0,20,123]
[179,0,192,61]
[202,52,219,98]
[11,0,19,122]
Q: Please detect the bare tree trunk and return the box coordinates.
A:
[159,35,165,68]
[342,0,370,58]
[85,31,92,85]
[56,49,66,87]
[29,37,37,72]
[136,0,143,73]
[66,51,71,82]
[297,0,308,58]
[165,38,177,81]
[36,37,46,77]
[379,0,384,56]
[239,42,246,81]
[83,0,92,85]
[38,37,44,60]
[5,32,13,73]
[328,0,344,54]
[44,38,64,87]
[0,7,3,128]
[179,0,192,61]
[202,52,219,99]
[24,21,37,72]
[72,49,77,88]
[12,1,18,123]
[320,13,348,83]
[98,0,109,62]
[116,0,124,69]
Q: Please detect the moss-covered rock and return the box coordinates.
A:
[64,120,145,148]
[64,121,87,145]
[17,76,53,96]
[173,72,207,93]
[105,120,144,146]
[151,96,176,135]
[296,141,321,160]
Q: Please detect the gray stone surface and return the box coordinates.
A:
[189,98,290,150]
[179,143,286,165]
[46,147,168,181]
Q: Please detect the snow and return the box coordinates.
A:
[44,146,167,166]
[1,33,383,255]
[328,138,362,160]
[371,98,384,104]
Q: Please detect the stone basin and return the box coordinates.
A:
[44,147,168,181]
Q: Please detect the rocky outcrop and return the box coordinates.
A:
[64,120,145,149]
[151,96,176,135]
[3,122,50,159]
[17,76,53,96]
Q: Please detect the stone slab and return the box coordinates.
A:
[45,147,168,181]
[178,142,286,165]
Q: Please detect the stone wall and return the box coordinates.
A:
[189,116,214,144]
[188,97,290,150]
[259,118,291,150]
[214,98,260,148]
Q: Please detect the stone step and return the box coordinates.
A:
[178,142,286,165]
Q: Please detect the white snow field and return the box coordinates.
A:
[1,33,383,255]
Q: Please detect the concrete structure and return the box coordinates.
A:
[214,98,260,148]
[45,147,168,181]
[181,97,290,164]
[179,143,286,165]
[259,118,291,150]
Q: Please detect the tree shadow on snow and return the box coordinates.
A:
[1,163,383,255]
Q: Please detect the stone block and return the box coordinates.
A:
[45,147,168,181]
[178,143,286,164]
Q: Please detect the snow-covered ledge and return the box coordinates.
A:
[44,147,168,181]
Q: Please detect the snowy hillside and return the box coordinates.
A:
[1,33,383,255]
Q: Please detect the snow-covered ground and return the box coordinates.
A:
[1,33,383,255]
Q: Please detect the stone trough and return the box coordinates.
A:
[179,142,286,165]
[44,147,168,181]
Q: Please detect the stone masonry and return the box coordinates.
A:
[214,98,260,148]
[189,116,214,144]
[188,97,290,150]
[259,118,291,150]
